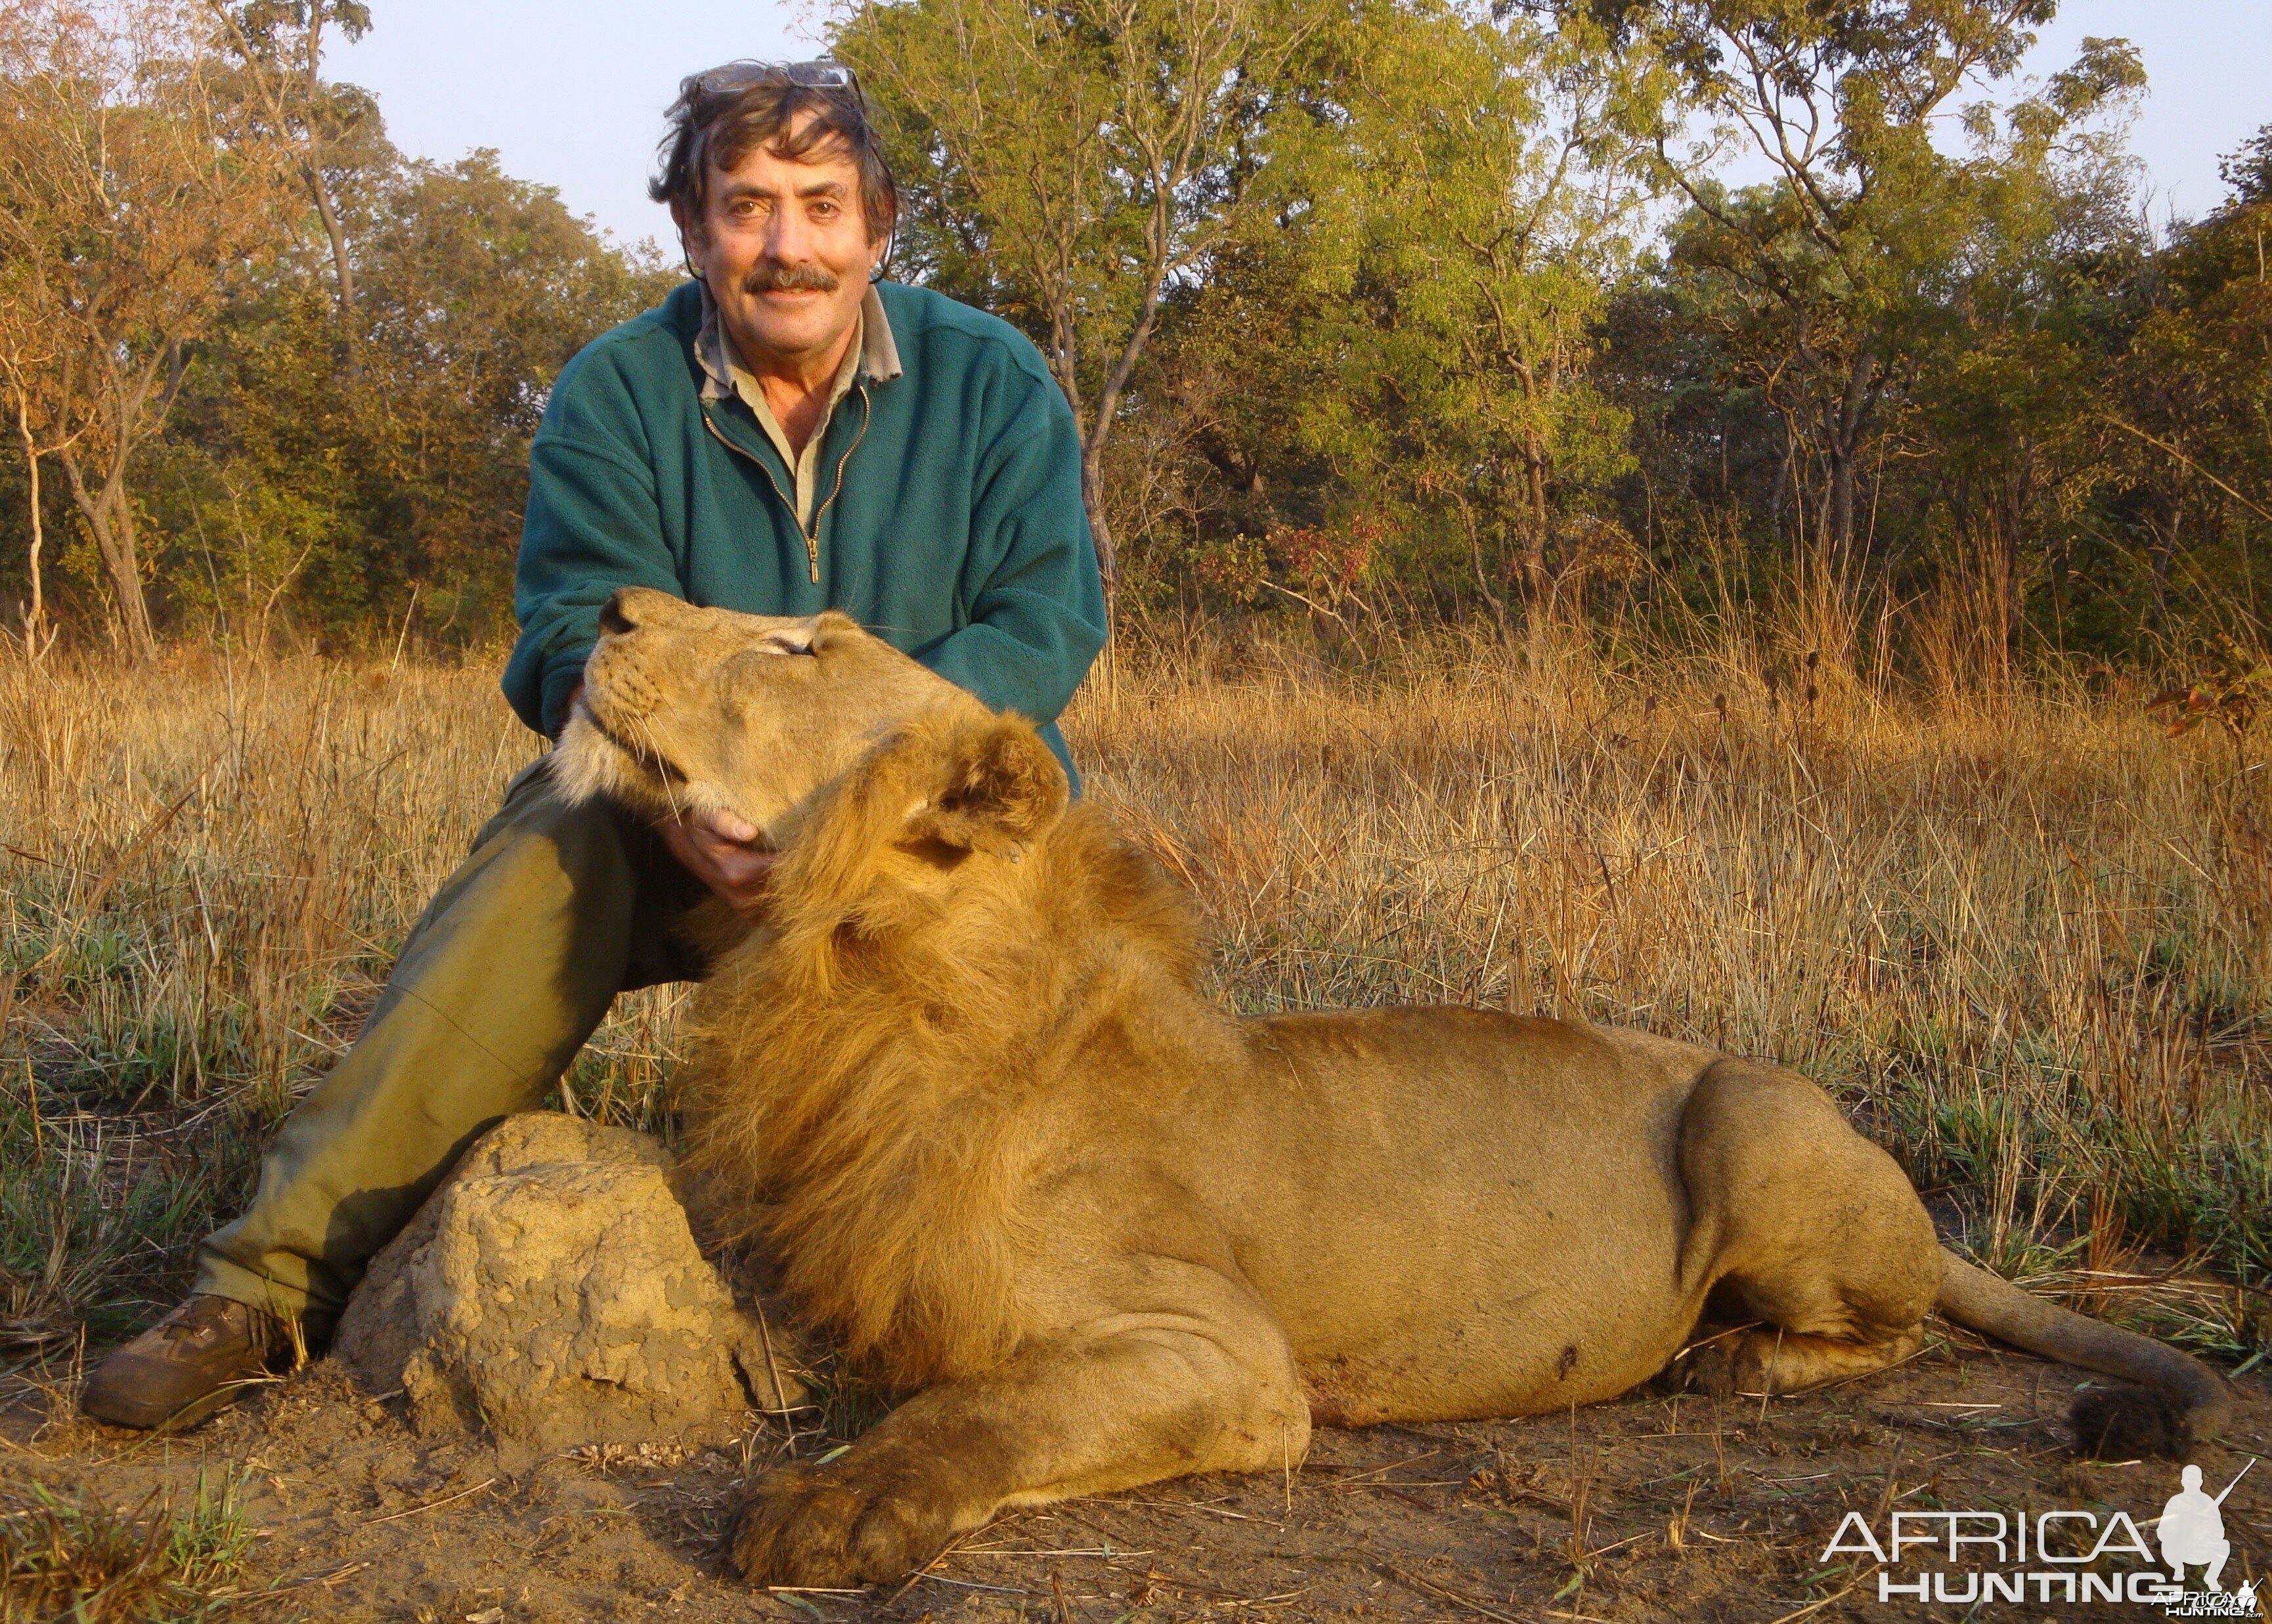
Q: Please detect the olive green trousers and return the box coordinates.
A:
[194,758,711,1328]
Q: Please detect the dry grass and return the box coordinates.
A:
[1,632,2267,1378]
[0,1468,251,1623]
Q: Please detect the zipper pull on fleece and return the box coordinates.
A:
[700,405,815,582]
[802,384,872,590]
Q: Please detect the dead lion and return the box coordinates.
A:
[554,587,2231,1590]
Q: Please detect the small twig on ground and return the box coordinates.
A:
[212,1559,368,1601]
[1103,1498,1263,1522]
[1760,1581,1860,1624]
[1116,1559,1303,1607]
[1319,1449,1445,1489]
[1374,1560,1523,1623]
[359,1474,496,1525]
[752,1295,798,1427]
[915,1573,1032,1595]
[880,1522,982,1610]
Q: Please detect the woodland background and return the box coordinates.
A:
[1,0,2269,694]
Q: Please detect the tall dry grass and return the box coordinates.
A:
[2,634,2267,1365]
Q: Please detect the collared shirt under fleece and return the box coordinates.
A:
[504,276,1107,782]
[694,281,903,526]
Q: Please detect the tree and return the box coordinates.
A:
[206,0,376,326]
[171,152,676,643]
[0,0,288,657]
[1636,0,2080,581]
[1294,3,1668,621]
[2098,123,2272,642]
[1898,47,2148,684]
[0,234,85,653]
[835,0,1328,591]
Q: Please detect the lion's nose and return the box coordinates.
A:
[598,589,637,636]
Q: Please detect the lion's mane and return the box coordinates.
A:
[677,709,1209,1388]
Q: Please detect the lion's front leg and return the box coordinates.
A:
[732,1274,1308,1587]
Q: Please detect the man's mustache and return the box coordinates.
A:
[744,261,840,294]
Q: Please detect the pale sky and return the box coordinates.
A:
[333,1,2272,254]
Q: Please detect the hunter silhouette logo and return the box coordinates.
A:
[2158,1462,2242,1591]
[1820,1457,2260,1614]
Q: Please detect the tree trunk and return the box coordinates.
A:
[60,450,156,661]
[1077,194,1172,605]
[303,8,355,321]
[1078,439,1118,594]
[1825,337,1879,569]
[1827,439,1857,569]
[12,395,45,653]
[1519,441,1551,607]
[1461,497,1510,641]
[309,160,356,318]
[1040,311,1116,595]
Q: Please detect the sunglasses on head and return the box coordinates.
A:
[693,59,860,98]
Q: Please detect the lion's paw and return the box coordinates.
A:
[729,1455,961,1589]
[1655,1333,1750,1399]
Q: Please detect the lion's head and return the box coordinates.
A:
[550,587,978,847]
[555,590,1120,1388]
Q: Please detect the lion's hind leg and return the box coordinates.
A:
[1669,1322,1925,1398]
[1668,1059,1942,1399]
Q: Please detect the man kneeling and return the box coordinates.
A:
[81,59,1104,1430]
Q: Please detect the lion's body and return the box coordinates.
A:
[557,589,2232,1589]
[1215,1010,1720,1421]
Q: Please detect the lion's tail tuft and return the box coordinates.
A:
[1934,1248,2231,1460]
[2067,1382,2195,1461]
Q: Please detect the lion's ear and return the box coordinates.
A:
[904,716,1068,858]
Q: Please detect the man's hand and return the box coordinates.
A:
[568,680,774,913]
[656,805,777,916]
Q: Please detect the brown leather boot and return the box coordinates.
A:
[80,1294,296,1430]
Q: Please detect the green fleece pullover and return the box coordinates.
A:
[504,278,1107,780]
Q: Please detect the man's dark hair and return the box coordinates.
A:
[650,62,898,251]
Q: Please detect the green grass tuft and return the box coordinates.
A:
[0,1468,252,1623]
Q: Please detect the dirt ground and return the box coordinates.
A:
[6,1323,2267,1624]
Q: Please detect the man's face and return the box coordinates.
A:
[675,116,883,372]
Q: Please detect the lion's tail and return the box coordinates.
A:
[1934,1247,2232,1459]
